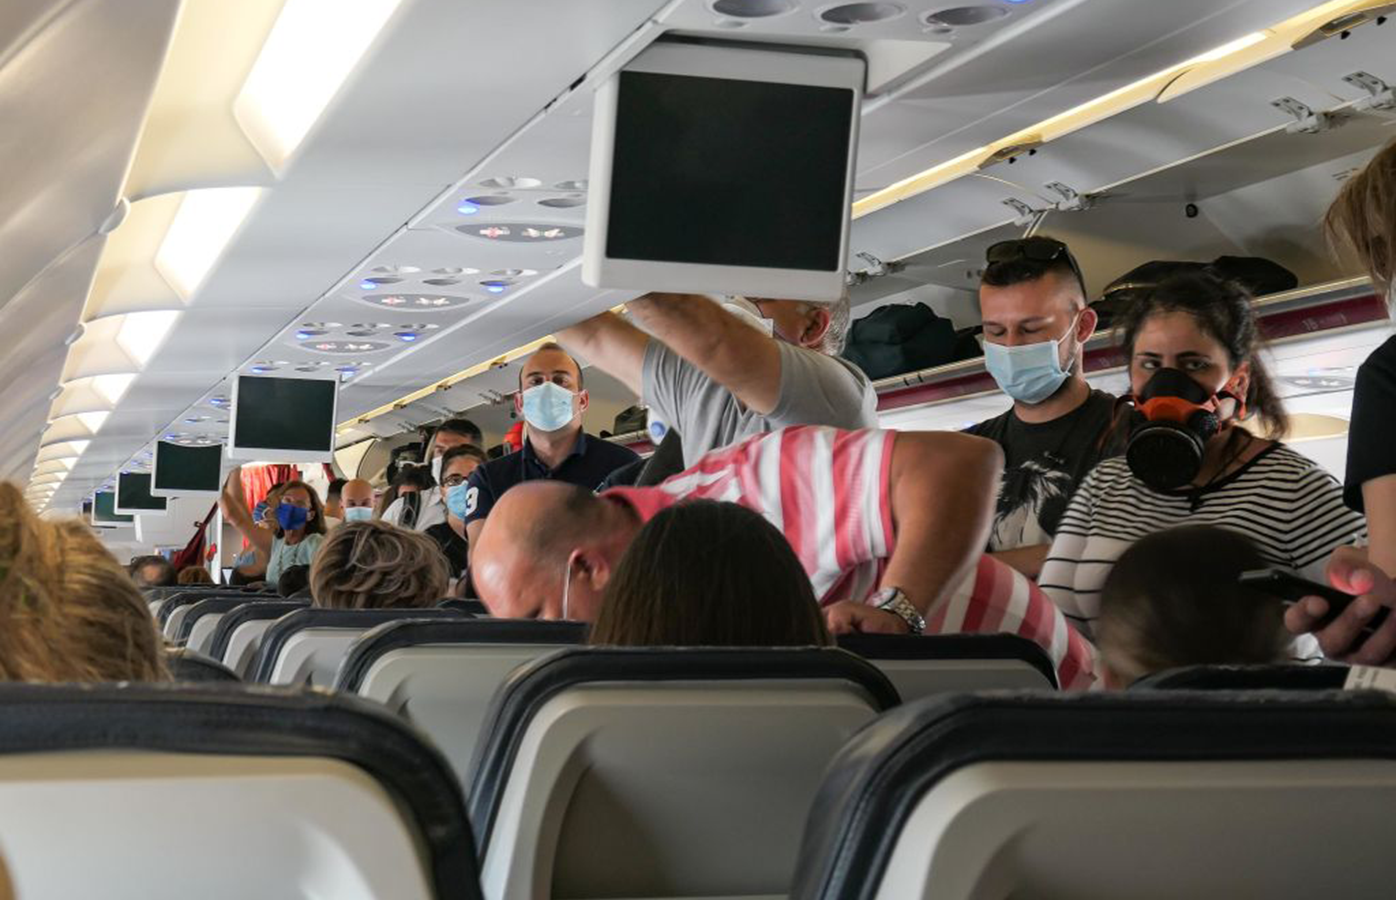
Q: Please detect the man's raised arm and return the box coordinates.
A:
[625,292,784,414]
[554,312,650,398]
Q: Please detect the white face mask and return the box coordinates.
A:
[723,296,775,338]
[430,454,444,484]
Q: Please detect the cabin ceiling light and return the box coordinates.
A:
[116,310,181,368]
[76,412,110,435]
[155,187,263,298]
[92,373,138,406]
[235,0,406,169]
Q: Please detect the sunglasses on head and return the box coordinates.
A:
[985,238,1089,299]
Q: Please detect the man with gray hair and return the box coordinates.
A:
[558,291,875,467]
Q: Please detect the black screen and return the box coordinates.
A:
[116,473,168,512]
[606,71,853,272]
[93,491,134,524]
[234,376,337,453]
[153,442,222,493]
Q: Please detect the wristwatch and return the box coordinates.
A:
[872,587,925,635]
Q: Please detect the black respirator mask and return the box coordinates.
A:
[1125,368,1241,491]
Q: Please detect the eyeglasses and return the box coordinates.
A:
[442,474,469,488]
[985,238,1089,299]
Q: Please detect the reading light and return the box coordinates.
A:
[456,201,480,216]
[116,311,181,367]
[92,373,137,406]
[235,0,407,170]
[155,187,263,298]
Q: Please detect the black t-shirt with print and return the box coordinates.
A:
[1345,335,1396,512]
[966,389,1131,551]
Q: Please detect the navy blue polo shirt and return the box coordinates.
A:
[461,433,640,528]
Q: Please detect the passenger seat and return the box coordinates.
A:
[250,607,469,687]
[791,691,1396,900]
[836,633,1058,697]
[470,646,898,900]
[336,619,587,784]
[0,682,481,899]
[208,600,311,678]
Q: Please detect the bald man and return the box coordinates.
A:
[337,479,375,523]
[474,425,1095,688]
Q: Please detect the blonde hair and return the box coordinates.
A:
[1325,138,1396,293]
[0,484,168,682]
[309,521,448,610]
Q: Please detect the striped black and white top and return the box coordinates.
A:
[1040,443,1368,639]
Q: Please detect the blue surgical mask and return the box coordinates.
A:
[446,483,472,520]
[521,382,577,433]
[276,503,310,531]
[343,506,373,523]
[983,320,1077,405]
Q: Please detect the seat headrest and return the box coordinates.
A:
[335,618,588,693]
[175,596,265,642]
[835,633,1057,687]
[469,645,900,853]
[166,647,240,682]
[1131,664,1351,691]
[0,681,481,900]
[157,590,251,626]
[206,599,311,662]
[250,607,469,683]
[791,690,1396,900]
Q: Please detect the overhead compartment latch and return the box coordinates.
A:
[1044,182,1094,212]
[1271,96,1333,134]
[1001,198,1040,227]
[1343,71,1396,112]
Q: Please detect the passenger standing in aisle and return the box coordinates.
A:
[462,343,638,550]
[966,236,1131,578]
[557,291,875,466]
[220,469,327,586]
[1288,138,1396,662]
[1040,272,1366,640]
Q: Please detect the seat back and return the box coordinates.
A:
[336,619,587,783]
[179,596,270,654]
[471,646,899,900]
[252,607,468,687]
[0,682,481,900]
[165,647,240,682]
[437,598,488,616]
[792,691,1396,900]
[209,600,310,678]
[159,590,248,638]
[836,633,1057,696]
[1130,663,1351,691]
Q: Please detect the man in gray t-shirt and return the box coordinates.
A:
[558,293,877,467]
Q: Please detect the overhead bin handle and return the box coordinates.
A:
[1270,97,1333,135]
[1343,71,1396,112]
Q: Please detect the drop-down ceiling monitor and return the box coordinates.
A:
[584,40,864,301]
[115,472,168,517]
[151,441,223,498]
[228,374,339,464]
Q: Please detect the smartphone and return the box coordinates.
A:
[1239,568,1390,637]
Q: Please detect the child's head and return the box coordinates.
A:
[1097,525,1290,687]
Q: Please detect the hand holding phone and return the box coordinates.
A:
[1240,568,1391,638]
